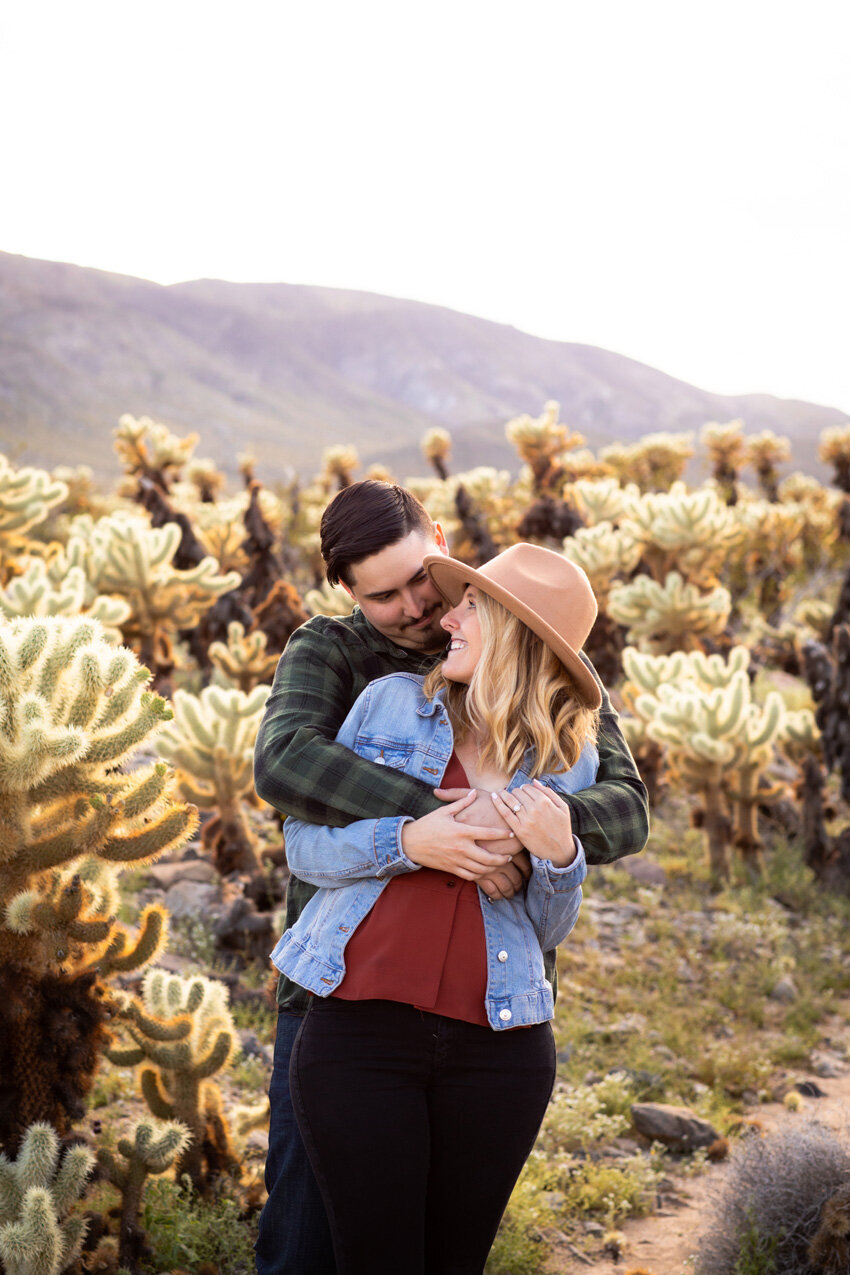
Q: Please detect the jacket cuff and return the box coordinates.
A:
[531,837,588,892]
[374,816,421,879]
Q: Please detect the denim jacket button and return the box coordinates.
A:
[499,1008,512,1022]
[497,950,508,963]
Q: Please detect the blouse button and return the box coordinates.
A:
[499,1009,512,1022]
[497,950,508,963]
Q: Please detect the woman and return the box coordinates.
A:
[271,544,601,1275]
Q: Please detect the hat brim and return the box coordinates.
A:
[424,554,602,710]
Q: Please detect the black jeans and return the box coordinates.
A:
[255,1009,336,1274]
[290,997,556,1275]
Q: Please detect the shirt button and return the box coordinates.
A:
[499,1009,512,1022]
[447,880,456,889]
[497,950,508,963]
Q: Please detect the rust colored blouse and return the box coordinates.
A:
[332,752,489,1025]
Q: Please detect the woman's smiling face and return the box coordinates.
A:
[439,586,483,683]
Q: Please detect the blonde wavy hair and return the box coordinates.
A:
[423,591,599,778]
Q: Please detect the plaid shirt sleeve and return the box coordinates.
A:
[564,656,650,865]
[254,622,443,828]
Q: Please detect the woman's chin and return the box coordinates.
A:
[442,660,472,685]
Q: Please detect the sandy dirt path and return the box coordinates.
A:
[551,1070,850,1275]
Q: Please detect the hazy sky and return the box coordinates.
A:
[2,0,849,411]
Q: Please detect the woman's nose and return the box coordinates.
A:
[440,607,458,632]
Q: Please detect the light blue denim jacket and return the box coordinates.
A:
[270,672,597,1030]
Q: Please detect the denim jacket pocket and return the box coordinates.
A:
[356,741,414,772]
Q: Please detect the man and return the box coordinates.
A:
[253,480,649,1275]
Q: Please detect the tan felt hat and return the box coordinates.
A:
[423,542,602,709]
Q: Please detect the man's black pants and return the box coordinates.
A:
[290,996,556,1275]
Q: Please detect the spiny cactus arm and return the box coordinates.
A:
[96,905,169,975]
[18,802,113,881]
[140,1068,176,1120]
[118,763,172,820]
[119,1118,192,1174]
[0,458,68,536]
[95,1147,128,1191]
[191,1028,236,1080]
[82,692,174,767]
[0,1165,20,1227]
[120,997,193,1043]
[0,1188,65,1275]
[13,1124,59,1194]
[93,665,151,731]
[104,1044,148,1066]
[50,1145,96,1216]
[152,559,243,626]
[99,802,199,864]
[0,698,88,794]
[230,1097,271,1138]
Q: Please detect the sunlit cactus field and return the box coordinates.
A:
[2,407,850,1274]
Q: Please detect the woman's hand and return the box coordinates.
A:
[401,791,518,880]
[491,780,576,868]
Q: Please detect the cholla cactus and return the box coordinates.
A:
[608,570,731,653]
[506,401,584,494]
[746,430,791,502]
[303,579,357,618]
[108,970,238,1188]
[562,523,642,604]
[624,644,813,879]
[321,445,359,491]
[0,1122,95,1275]
[571,478,641,527]
[98,1116,191,1269]
[0,455,68,542]
[620,482,743,588]
[0,559,131,640]
[557,448,609,482]
[186,457,227,503]
[730,497,806,619]
[0,616,196,1149]
[156,683,270,874]
[702,420,747,504]
[422,428,452,480]
[599,432,694,492]
[208,621,280,692]
[778,473,841,571]
[77,514,240,674]
[0,455,68,580]
[114,415,199,493]
[819,422,850,493]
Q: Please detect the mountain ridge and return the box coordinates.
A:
[0,250,843,480]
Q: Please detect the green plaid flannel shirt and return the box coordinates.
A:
[254,608,649,1012]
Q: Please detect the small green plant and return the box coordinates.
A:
[731,1209,780,1274]
[141,1176,256,1273]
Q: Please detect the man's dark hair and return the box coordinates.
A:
[320,480,435,587]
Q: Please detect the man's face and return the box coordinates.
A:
[344,528,449,652]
